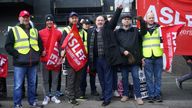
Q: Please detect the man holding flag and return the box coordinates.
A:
[60,12,88,105]
[39,14,62,105]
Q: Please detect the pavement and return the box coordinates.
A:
[0,69,192,108]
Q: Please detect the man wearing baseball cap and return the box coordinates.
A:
[5,10,43,108]
[115,14,144,105]
[60,11,88,105]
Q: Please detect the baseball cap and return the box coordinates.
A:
[83,19,91,24]
[45,14,54,22]
[69,12,78,17]
[121,14,132,20]
[19,10,30,17]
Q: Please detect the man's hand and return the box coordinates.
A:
[136,16,143,21]
[42,50,46,56]
[186,59,192,63]
[117,4,123,9]
[123,50,129,56]
[142,58,145,66]
[60,50,66,58]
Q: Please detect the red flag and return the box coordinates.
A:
[46,26,62,71]
[0,54,8,78]
[62,24,87,72]
[137,0,192,55]
[161,24,184,72]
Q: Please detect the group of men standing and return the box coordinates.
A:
[4,3,164,108]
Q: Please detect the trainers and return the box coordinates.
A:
[68,99,79,105]
[30,102,43,108]
[42,96,50,105]
[113,90,120,97]
[120,96,128,102]
[15,105,22,108]
[51,96,61,104]
[136,98,144,105]
[176,78,183,89]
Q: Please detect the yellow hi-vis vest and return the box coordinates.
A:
[63,26,88,53]
[142,28,163,58]
[12,26,39,54]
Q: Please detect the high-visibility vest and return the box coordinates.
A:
[63,26,88,53]
[142,28,163,58]
[12,26,39,54]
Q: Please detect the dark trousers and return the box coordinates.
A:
[0,77,7,98]
[80,64,97,95]
[57,70,62,91]
[178,63,192,83]
[96,57,113,102]
[65,68,82,99]
[112,66,118,91]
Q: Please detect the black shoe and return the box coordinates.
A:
[30,103,43,108]
[97,97,104,101]
[101,101,111,106]
[0,103,2,107]
[15,104,22,108]
[91,91,99,96]
[147,97,154,103]
[22,93,25,99]
[155,96,163,102]
[68,99,79,105]
[176,78,183,89]
[76,95,88,101]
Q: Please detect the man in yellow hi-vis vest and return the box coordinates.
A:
[60,12,87,106]
[5,10,43,108]
[137,12,163,103]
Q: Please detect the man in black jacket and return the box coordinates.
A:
[88,5,123,106]
[5,10,43,108]
[115,14,143,105]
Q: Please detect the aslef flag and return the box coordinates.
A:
[62,24,87,72]
[46,26,62,71]
[137,0,192,55]
[0,54,8,78]
[161,24,184,72]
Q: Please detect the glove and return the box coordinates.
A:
[136,16,143,21]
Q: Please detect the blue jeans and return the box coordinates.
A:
[13,65,37,107]
[96,57,112,102]
[144,57,163,98]
[120,65,142,98]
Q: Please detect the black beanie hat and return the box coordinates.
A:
[45,14,54,22]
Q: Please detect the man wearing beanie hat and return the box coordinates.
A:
[5,10,44,108]
[115,13,144,105]
[39,14,62,105]
[60,11,88,105]
[45,14,55,22]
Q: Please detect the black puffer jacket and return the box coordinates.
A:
[115,27,143,65]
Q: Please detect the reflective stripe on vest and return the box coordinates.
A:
[142,28,163,58]
[63,26,88,53]
[12,26,39,54]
